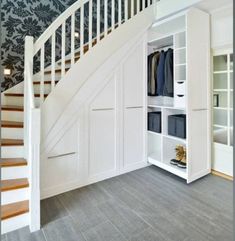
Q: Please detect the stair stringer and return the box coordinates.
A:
[40,23,150,198]
[40,6,154,151]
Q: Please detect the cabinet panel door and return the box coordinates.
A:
[123,43,144,107]
[123,107,145,167]
[89,109,117,177]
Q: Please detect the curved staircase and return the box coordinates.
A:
[1,0,157,234]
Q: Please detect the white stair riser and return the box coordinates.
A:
[1,213,29,234]
[1,188,29,205]
[1,146,24,158]
[1,128,23,139]
[33,84,52,94]
[3,96,41,107]
[1,111,24,122]
[34,72,62,81]
[1,166,28,179]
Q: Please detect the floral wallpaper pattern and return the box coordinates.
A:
[1,0,122,92]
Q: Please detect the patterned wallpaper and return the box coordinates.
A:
[1,0,121,92]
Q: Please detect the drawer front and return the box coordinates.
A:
[174,94,186,108]
[175,81,186,95]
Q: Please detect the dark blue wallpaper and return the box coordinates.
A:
[1,0,122,91]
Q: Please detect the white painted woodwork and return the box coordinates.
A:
[51,33,56,89]
[2,188,29,205]
[1,128,23,139]
[147,8,211,183]
[71,13,75,66]
[1,213,29,235]
[1,146,24,158]
[123,107,145,167]
[1,166,28,180]
[89,109,116,176]
[89,0,93,49]
[97,0,100,42]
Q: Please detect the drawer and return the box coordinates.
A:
[174,94,186,108]
[174,81,185,95]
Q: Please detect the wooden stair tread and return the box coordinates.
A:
[1,120,23,128]
[1,139,24,146]
[0,158,27,167]
[1,178,29,192]
[1,105,24,112]
[33,80,59,85]
[1,200,29,220]
[5,93,48,98]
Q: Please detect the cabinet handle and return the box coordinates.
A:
[177,81,184,84]
[126,106,143,109]
[48,152,76,159]
[91,108,114,111]
[177,94,184,97]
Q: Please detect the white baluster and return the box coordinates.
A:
[97,0,100,42]
[61,22,66,77]
[142,0,145,11]
[51,32,56,90]
[104,0,108,36]
[118,0,121,26]
[131,0,134,17]
[40,45,45,105]
[148,0,151,7]
[137,0,140,14]
[89,0,93,49]
[112,0,115,30]
[80,4,84,56]
[125,0,128,21]
[71,13,75,66]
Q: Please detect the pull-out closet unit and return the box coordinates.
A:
[147,8,211,183]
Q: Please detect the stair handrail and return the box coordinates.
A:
[26,0,155,106]
[24,0,156,233]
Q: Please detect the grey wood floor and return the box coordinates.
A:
[2,166,233,241]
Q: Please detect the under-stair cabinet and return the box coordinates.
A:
[147,8,211,183]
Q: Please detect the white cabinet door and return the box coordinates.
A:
[123,43,145,107]
[89,109,117,177]
[123,107,145,168]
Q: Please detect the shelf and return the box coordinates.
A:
[163,134,186,143]
[175,63,187,66]
[214,89,228,92]
[213,107,227,110]
[174,47,186,51]
[213,71,228,74]
[148,131,162,137]
[213,124,227,129]
[148,153,187,179]
[148,104,185,110]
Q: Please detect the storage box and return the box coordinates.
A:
[168,114,186,138]
[148,112,161,133]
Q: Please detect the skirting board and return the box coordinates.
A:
[211,169,233,181]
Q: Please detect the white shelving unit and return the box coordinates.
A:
[212,50,233,176]
[147,8,211,183]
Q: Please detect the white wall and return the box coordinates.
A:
[210,4,233,49]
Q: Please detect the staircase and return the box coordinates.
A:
[1,0,157,234]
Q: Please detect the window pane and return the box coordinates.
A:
[213,109,227,126]
[230,72,233,89]
[214,55,227,71]
[230,54,233,70]
[230,91,233,109]
[213,126,228,145]
[213,91,227,108]
[214,73,227,89]
[230,127,233,146]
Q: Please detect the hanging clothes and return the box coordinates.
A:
[148,51,160,96]
[148,53,154,95]
[156,50,166,96]
[163,48,174,97]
